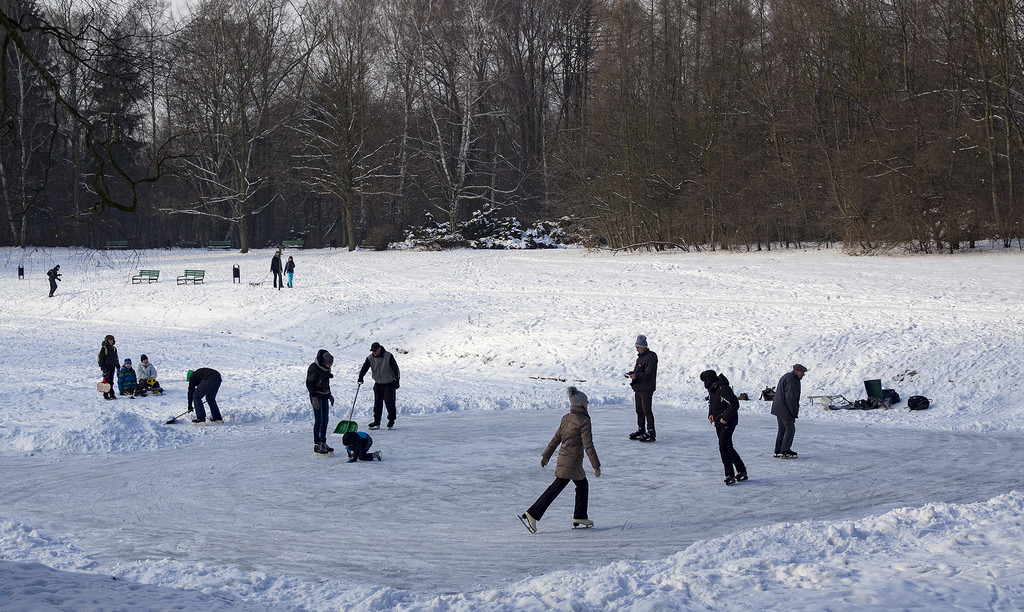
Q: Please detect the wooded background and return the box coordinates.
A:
[3,0,1023,252]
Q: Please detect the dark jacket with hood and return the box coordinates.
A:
[187,368,221,405]
[629,349,658,392]
[306,349,334,398]
[97,341,119,371]
[707,373,740,424]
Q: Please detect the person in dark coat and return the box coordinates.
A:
[306,349,335,455]
[342,431,381,462]
[187,367,223,423]
[701,369,747,485]
[519,387,601,533]
[284,256,295,288]
[270,250,283,290]
[47,265,61,297]
[357,342,401,429]
[97,335,119,400]
[771,364,807,458]
[625,334,658,441]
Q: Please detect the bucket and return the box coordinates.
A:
[864,379,883,399]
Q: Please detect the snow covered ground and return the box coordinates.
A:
[1,245,1022,610]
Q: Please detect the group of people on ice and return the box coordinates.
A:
[306,342,401,461]
[520,334,807,533]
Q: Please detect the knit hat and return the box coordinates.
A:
[699,369,717,383]
[793,364,808,372]
[124,358,132,365]
[567,386,588,407]
[322,351,334,366]
[635,334,648,348]
[140,354,148,362]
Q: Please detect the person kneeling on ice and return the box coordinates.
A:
[187,368,223,423]
[135,354,162,395]
[701,369,747,486]
[117,359,138,397]
[520,387,600,533]
[341,431,382,463]
[307,349,336,455]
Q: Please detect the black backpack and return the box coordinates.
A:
[882,388,901,404]
[907,395,931,410]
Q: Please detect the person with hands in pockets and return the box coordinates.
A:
[306,349,336,455]
[519,387,601,533]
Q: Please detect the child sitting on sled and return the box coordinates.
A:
[135,354,163,395]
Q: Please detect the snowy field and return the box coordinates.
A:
[1,245,1023,611]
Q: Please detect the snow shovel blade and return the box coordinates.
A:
[333,420,358,434]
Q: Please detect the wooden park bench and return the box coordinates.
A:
[207,240,232,250]
[176,269,205,285]
[105,240,129,250]
[282,239,304,249]
[131,269,160,284]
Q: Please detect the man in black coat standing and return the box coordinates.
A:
[626,334,658,442]
[270,250,283,290]
[771,364,807,458]
[702,369,747,485]
[47,265,61,297]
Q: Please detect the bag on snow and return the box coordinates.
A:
[907,395,931,410]
[759,386,775,401]
[882,388,901,404]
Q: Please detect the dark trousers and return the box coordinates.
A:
[372,382,397,426]
[527,477,589,521]
[715,419,746,477]
[272,271,283,289]
[311,396,329,444]
[634,390,655,432]
[102,366,117,399]
[192,375,223,420]
[48,279,57,297]
[344,435,375,461]
[775,416,796,453]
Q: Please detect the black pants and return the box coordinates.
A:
[102,366,117,399]
[342,433,375,461]
[192,375,223,420]
[634,390,655,432]
[48,279,57,297]
[311,396,329,444]
[716,418,746,477]
[775,416,796,454]
[272,270,283,289]
[527,477,589,521]
[372,382,397,426]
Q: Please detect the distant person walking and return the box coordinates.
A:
[626,334,658,442]
[97,335,119,400]
[270,250,284,290]
[519,387,601,533]
[187,367,223,423]
[771,364,807,459]
[285,256,295,288]
[358,342,401,430]
[46,265,61,297]
[306,349,336,455]
[701,369,747,485]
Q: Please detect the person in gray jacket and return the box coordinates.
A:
[520,387,601,533]
[358,342,400,429]
[771,364,807,458]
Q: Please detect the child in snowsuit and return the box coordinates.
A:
[701,369,747,485]
[135,354,162,395]
[117,359,138,396]
[341,431,382,463]
[285,256,295,287]
[306,349,335,455]
[520,387,601,533]
[97,335,119,400]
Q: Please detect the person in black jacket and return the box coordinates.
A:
[97,335,119,400]
[342,431,381,463]
[47,265,61,297]
[306,349,335,455]
[187,368,223,423]
[270,250,283,290]
[701,369,747,485]
[771,364,806,458]
[625,334,658,441]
